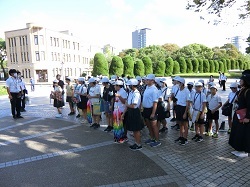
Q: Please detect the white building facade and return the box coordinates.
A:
[5,23,93,83]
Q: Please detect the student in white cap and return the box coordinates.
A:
[51,79,63,118]
[143,74,161,147]
[170,76,181,123]
[190,82,207,142]
[65,77,75,116]
[174,77,191,145]
[122,79,143,150]
[205,84,222,138]
[73,77,82,118]
[187,82,195,131]
[76,77,88,124]
[221,82,238,134]
[198,79,208,96]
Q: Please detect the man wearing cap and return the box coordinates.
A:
[221,82,238,133]
[143,74,161,147]
[220,72,227,91]
[6,69,23,119]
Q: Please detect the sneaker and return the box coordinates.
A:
[192,134,199,140]
[171,124,177,129]
[159,127,167,133]
[90,123,97,128]
[179,138,186,146]
[205,132,213,136]
[118,139,125,144]
[170,118,176,122]
[124,137,129,142]
[104,126,113,132]
[190,124,194,131]
[212,133,218,138]
[76,114,80,118]
[55,114,62,118]
[93,124,100,129]
[129,144,142,151]
[150,141,161,147]
[231,151,240,156]
[145,139,154,144]
[227,128,231,134]
[236,152,249,158]
[219,121,225,131]
[68,112,75,116]
[174,137,182,143]
[16,116,24,119]
[195,136,204,142]
[176,124,180,131]
[80,119,88,124]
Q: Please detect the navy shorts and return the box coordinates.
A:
[143,107,157,121]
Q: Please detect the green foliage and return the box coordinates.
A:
[173,61,180,74]
[235,60,239,69]
[209,60,215,73]
[219,61,225,72]
[226,59,231,70]
[238,59,244,70]
[246,36,250,54]
[109,56,124,76]
[198,59,203,73]
[122,55,134,77]
[0,38,7,79]
[186,58,193,73]
[165,57,174,76]
[191,58,199,73]
[231,59,236,69]
[138,45,167,63]
[214,60,219,72]
[178,57,187,73]
[0,86,7,96]
[92,53,109,76]
[162,43,180,56]
[119,48,139,59]
[134,59,145,76]
[221,59,227,72]
[203,59,210,73]
[153,61,166,77]
[142,56,153,75]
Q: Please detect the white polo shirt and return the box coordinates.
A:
[89,85,101,104]
[142,85,159,108]
[161,87,171,101]
[228,92,237,103]
[6,77,21,93]
[176,88,190,106]
[221,75,227,81]
[114,88,127,112]
[171,84,179,96]
[207,94,222,110]
[127,89,141,108]
[190,92,207,112]
[79,85,87,95]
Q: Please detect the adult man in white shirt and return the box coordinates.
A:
[6,69,23,119]
[221,72,227,91]
[143,74,161,147]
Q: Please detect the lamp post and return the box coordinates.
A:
[61,61,64,81]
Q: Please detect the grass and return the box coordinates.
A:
[0,86,7,96]
[172,72,241,78]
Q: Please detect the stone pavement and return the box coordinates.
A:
[0,81,249,187]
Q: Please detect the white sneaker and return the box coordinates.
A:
[55,114,62,118]
[231,151,240,156]
[81,119,88,124]
[236,152,249,158]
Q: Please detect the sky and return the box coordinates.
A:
[1,0,250,52]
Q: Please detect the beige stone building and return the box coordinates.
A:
[5,23,93,83]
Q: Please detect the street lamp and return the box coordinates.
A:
[61,61,64,80]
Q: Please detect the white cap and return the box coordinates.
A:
[101,77,109,83]
[142,76,146,80]
[230,82,238,88]
[88,78,96,83]
[135,76,142,81]
[198,79,204,84]
[173,76,180,81]
[208,82,215,86]
[210,84,217,89]
[53,79,59,83]
[111,75,117,80]
[109,79,116,85]
[115,80,124,85]
[177,77,185,84]
[155,78,161,85]
[95,77,100,82]
[126,79,138,86]
[146,74,155,80]
[195,82,203,87]
[78,77,85,82]
[160,78,168,84]
[187,82,194,86]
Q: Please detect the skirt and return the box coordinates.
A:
[229,113,250,153]
[77,96,88,110]
[113,108,125,141]
[53,99,63,108]
[125,108,144,131]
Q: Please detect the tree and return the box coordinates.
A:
[165,57,174,76]
[214,60,219,72]
[221,59,228,72]
[186,58,193,73]
[173,61,180,74]
[134,59,145,76]
[161,43,180,56]
[219,61,225,72]
[103,44,114,65]
[0,38,7,79]
[220,43,241,60]
[153,61,166,77]
[177,57,187,73]
[92,53,109,76]
[191,58,199,73]
[138,45,167,63]
[119,48,139,59]
[226,59,231,70]
[122,55,134,77]
[238,59,244,70]
[142,56,153,75]
[109,56,124,76]
[209,60,215,73]
[246,36,250,54]
[231,59,236,69]
[198,58,203,73]
[203,59,210,73]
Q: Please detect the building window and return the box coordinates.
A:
[63,40,65,48]
[14,37,16,46]
[16,53,18,62]
[34,35,38,45]
[28,69,31,78]
[10,54,12,63]
[40,35,44,45]
[22,70,24,76]
[35,51,40,61]
[58,53,60,61]
[8,38,11,47]
[65,40,68,48]
[21,53,24,62]
[57,38,59,47]
[51,52,54,61]
[25,36,28,45]
[55,53,57,61]
[24,52,26,61]
[19,37,22,46]
[27,52,29,61]
[66,54,68,62]
[77,43,79,50]
[54,37,56,46]
[41,51,45,61]
[13,53,15,62]
[68,41,70,49]
[23,37,25,46]
[25,69,28,78]
[74,55,75,62]
[69,54,71,62]
[50,37,53,46]
[78,55,80,62]
[11,38,14,47]
[73,42,75,50]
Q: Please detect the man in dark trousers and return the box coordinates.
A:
[56,74,65,106]
[6,69,23,119]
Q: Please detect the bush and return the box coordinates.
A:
[236,60,240,69]
[142,56,153,75]
[134,59,145,76]
[153,61,166,77]
[214,60,219,72]
[123,55,134,77]
[192,58,199,73]
[222,59,227,72]
[178,57,187,73]
[219,61,225,72]
[186,58,193,73]
[231,59,236,69]
[165,57,174,75]
[109,56,124,76]
[173,61,180,74]
[92,53,109,76]
[226,59,231,70]
[209,60,215,73]
[238,59,244,70]
[203,59,210,73]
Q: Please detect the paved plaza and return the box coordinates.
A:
[0,81,249,187]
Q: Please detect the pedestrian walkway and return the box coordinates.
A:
[0,82,249,187]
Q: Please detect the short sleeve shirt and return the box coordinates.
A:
[171,85,179,96]
[161,87,171,101]
[89,86,101,104]
[127,89,141,108]
[176,88,190,106]
[228,92,237,103]
[142,85,159,108]
[6,77,21,93]
[66,84,74,96]
[190,92,207,111]
[102,86,115,102]
[207,94,222,110]
[79,85,87,95]
[114,88,127,112]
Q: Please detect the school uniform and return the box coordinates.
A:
[18,79,27,111]
[102,86,115,114]
[6,76,22,118]
[190,92,207,124]
[66,83,74,104]
[207,94,222,120]
[89,85,101,115]
[142,85,159,120]
[77,85,88,110]
[53,86,63,108]
[156,87,170,121]
[175,88,190,121]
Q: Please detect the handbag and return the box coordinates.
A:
[222,103,233,116]
[92,102,101,115]
[236,108,247,123]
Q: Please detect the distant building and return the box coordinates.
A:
[132,28,151,49]
[5,23,93,83]
[231,36,246,54]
